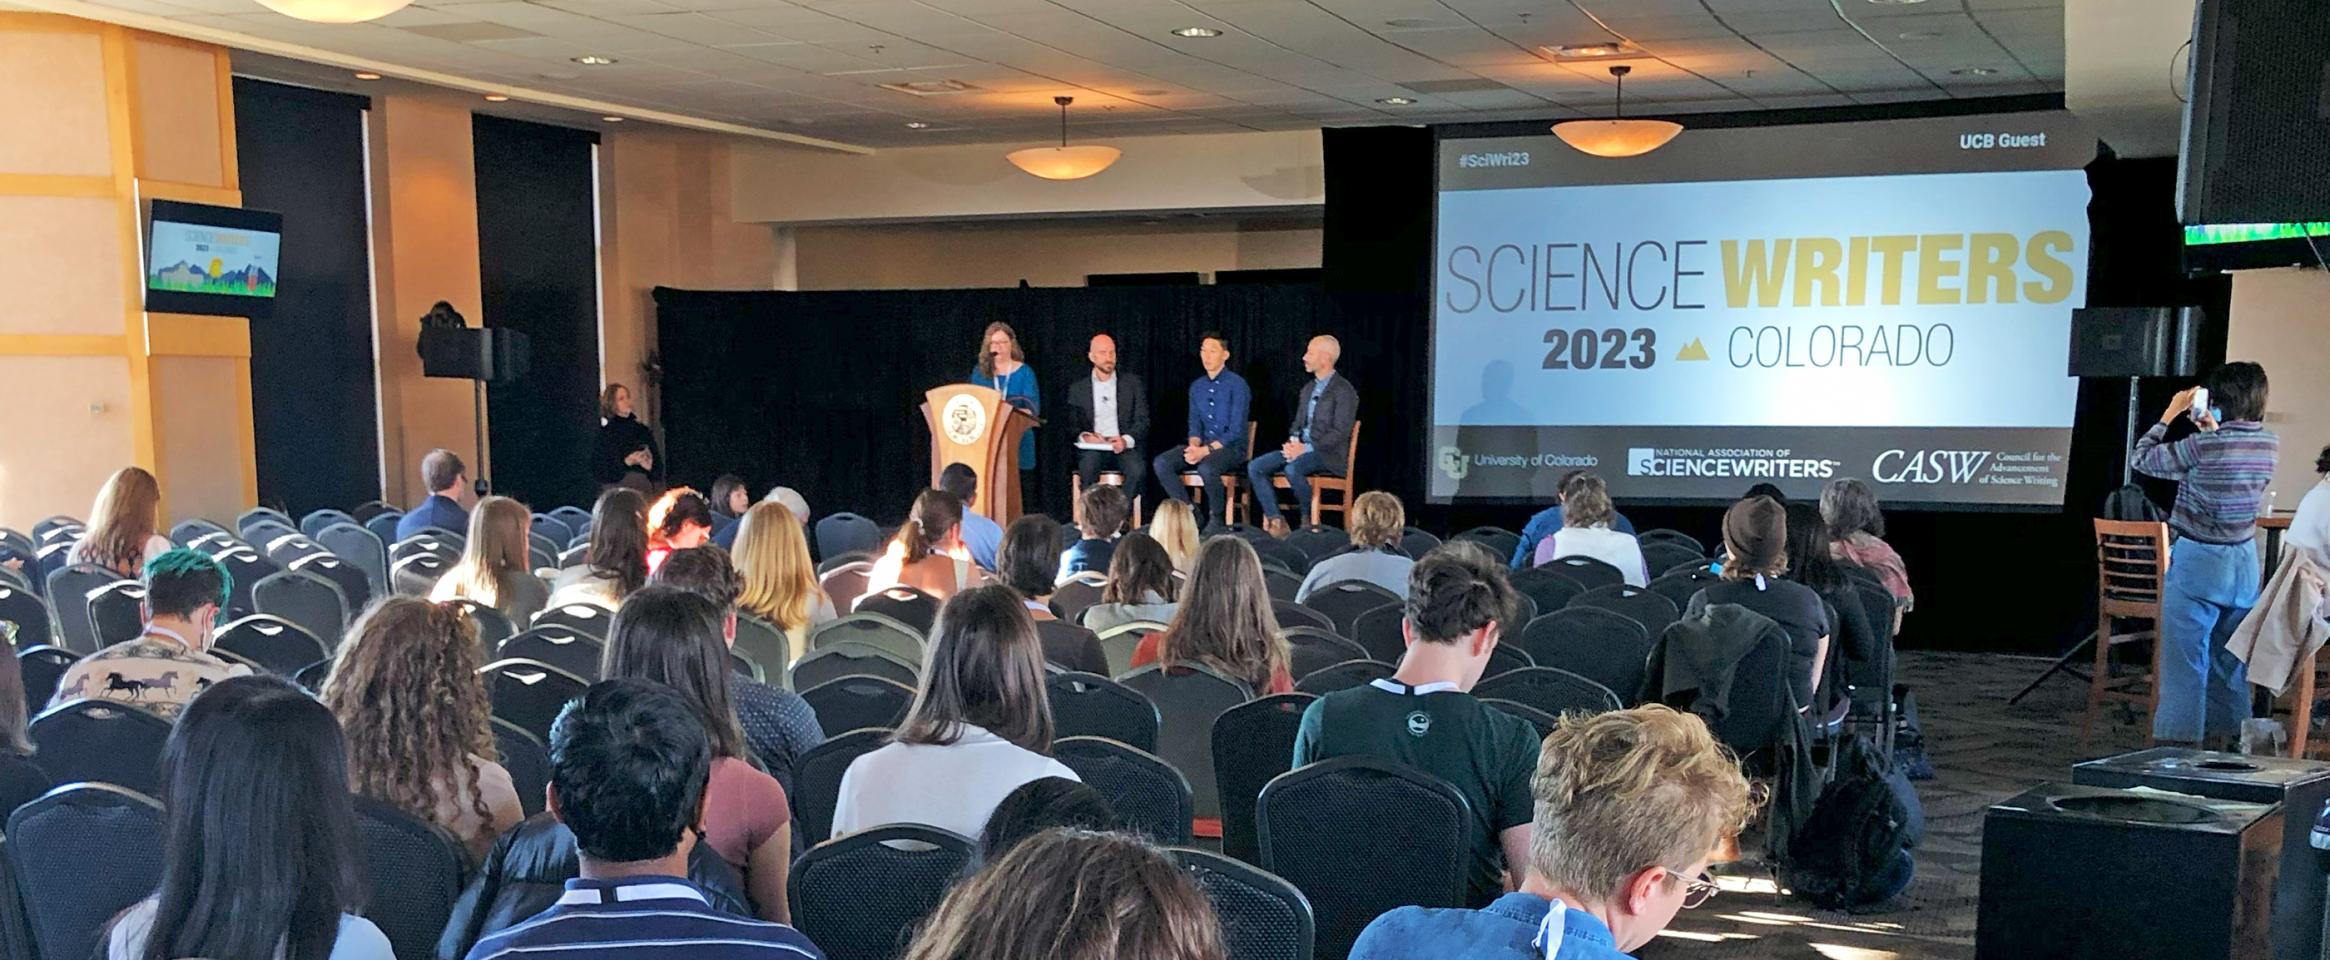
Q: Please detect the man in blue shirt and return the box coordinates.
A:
[938,463,1003,570]
[467,679,824,960]
[1510,470,1637,570]
[1348,704,1750,960]
[1151,331,1251,529]
[396,448,471,541]
[1249,335,1358,537]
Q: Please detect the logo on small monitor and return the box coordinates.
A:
[1627,448,1656,476]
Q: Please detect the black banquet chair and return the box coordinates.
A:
[480,658,590,744]
[28,698,174,796]
[1474,666,1624,717]
[253,569,350,650]
[1281,627,1369,681]
[8,783,165,960]
[1293,659,1392,696]
[788,643,919,692]
[812,512,882,562]
[1542,554,1626,591]
[1509,565,1584,621]
[1055,735,1194,845]
[1451,526,1521,562]
[44,563,121,654]
[1647,569,1718,614]
[1398,526,1443,561]
[354,796,470,960]
[1270,600,1334,635]
[1118,663,1254,822]
[17,646,77,710]
[446,598,518,650]
[215,614,330,676]
[1484,698,1561,739]
[1258,757,1471,960]
[854,586,939,637]
[1519,606,1654,702]
[791,727,894,846]
[1172,847,1315,960]
[1262,566,1304,604]
[497,627,605,681]
[1640,540,1709,581]
[1047,671,1161,753]
[800,675,916,737]
[1212,692,1316,865]
[788,824,975,960]
[1284,526,1350,567]
[1569,583,1681,637]
[531,601,615,639]
[0,582,53,649]
[810,612,925,665]
[492,717,551,818]
[1298,580,1400,638]
[85,580,146,649]
[1348,603,1408,665]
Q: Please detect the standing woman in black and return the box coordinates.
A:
[594,382,664,492]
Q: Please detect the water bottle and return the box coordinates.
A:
[2239,717,2288,756]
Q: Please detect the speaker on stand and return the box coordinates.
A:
[418,314,531,496]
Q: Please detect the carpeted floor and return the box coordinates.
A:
[1640,649,2152,960]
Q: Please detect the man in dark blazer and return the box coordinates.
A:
[1248,334,1359,536]
[1065,333,1151,502]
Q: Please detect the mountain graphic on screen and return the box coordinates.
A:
[150,260,276,297]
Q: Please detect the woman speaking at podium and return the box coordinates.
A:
[970,322,1040,472]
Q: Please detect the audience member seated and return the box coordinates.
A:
[1511,469,1636,570]
[1149,499,1202,576]
[833,586,1080,839]
[1782,503,1881,674]
[1533,473,1648,586]
[67,466,172,577]
[1130,537,1293,694]
[49,549,249,719]
[647,488,716,574]
[432,496,552,624]
[398,448,473,541]
[1821,478,1913,614]
[652,547,827,797]
[322,597,524,858]
[1295,542,1538,905]
[1059,483,1130,582]
[763,486,812,526]
[548,489,649,610]
[0,640,52,816]
[109,675,393,960]
[995,515,1109,676]
[865,489,984,603]
[979,777,1119,860]
[601,587,792,921]
[732,502,837,662]
[902,828,1224,960]
[1686,496,1830,708]
[465,679,823,960]
[1744,482,1788,504]
[708,475,749,551]
[2291,444,2330,571]
[1081,533,1181,633]
[1296,491,1415,601]
[1348,705,1752,960]
[941,463,1004,572]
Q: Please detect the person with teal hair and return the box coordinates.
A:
[48,547,250,720]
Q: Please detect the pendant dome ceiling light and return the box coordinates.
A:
[1007,96,1122,180]
[254,0,412,23]
[1551,64,1683,158]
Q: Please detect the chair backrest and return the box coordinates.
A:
[480,658,590,744]
[1337,421,1362,478]
[29,698,173,794]
[800,674,916,736]
[1118,662,1253,819]
[548,504,593,530]
[1047,671,1161,753]
[289,552,372,615]
[491,717,551,818]
[364,510,404,546]
[1397,527,1443,559]
[238,505,292,531]
[2095,519,2171,618]
[531,601,615,639]
[554,543,588,570]
[1261,566,1304,603]
[390,552,450,597]
[83,580,145,650]
[854,586,939,636]
[810,612,925,664]
[1509,565,1584,621]
[1570,583,1681,636]
[788,642,919,692]
[169,518,228,545]
[1050,577,1106,624]
[817,551,874,576]
[316,522,390,598]
[790,727,895,846]
[43,563,121,654]
[300,508,358,539]
[0,584,55,650]
[1281,627,1370,680]
[730,613,790,674]
[442,599,517,650]
[1452,526,1521,562]
[1269,599,1334,635]
[1257,756,1471,959]
[7,782,164,960]
[1518,606,1653,701]
[813,513,882,562]
[1055,736,1194,845]
[1646,570,1715,614]
[216,614,330,676]
[1654,616,1796,761]
[1211,692,1317,865]
[530,513,574,547]
[31,543,74,596]
[818,562,874,615]
[1250,538,1312,577]
[1284,527,1351,567]
[497,627,605,681]
[1483,698,1560,739]
[16,646,76,710]
[1639,540,1708,580]
[1637,528,1707,554]
[353,795,469,960]
[1663,557,1721,578]
[253,568,350,649]
[1474,666,1623,717]
[1544,554,1625,590]
[788,824,975,960]
[730,648,765,684]
[1294,659,1393,695]
[1094,619,1168,677]
[212,548,283,618]
[1173,847,1315,960]
[1299,580,1400,638]
[1347,603,1408,664]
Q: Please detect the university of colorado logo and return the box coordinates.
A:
[942,394,988,446]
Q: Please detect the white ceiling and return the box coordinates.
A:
[64,0,2065,148]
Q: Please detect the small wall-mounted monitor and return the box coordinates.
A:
[2182,221,2330,273]
[144,198,283,318]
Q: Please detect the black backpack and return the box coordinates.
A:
[1785,734,1919,909]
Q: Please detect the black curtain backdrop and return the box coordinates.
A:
[474,115,601,511]
[232,79,380,515]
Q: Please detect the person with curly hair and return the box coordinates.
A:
[321,598,523,857]
[646,487,715,574]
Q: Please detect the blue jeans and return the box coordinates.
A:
[1247,450,1332,521]
[2154,537,2259,743]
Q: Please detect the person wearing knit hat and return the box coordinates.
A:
[1682,496,1832,708]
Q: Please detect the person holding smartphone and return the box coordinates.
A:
[2131,361,2278,746]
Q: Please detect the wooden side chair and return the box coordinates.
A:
[2082,518,2169,748]
[1258,421,1362,528]
[1178,422,1257,527]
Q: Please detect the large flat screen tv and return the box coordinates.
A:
[144,198,282,319]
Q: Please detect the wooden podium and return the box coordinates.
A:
[922,384,1040,524]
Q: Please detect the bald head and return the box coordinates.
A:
[1089,334,1118,376]
[1304,335,1341,376]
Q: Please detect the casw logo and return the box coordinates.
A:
[1873,449,1991,484]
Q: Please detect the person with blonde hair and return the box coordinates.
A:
[903,829,1226,960]
[1296,490,1414,601]
[1148,499,1202,575]
[322,598,523,857]
[1130,537,1292,694]
[865,489,984,603]
[69,466,171,577]
[592,382,661,491]
[1350,705,1753,960]
[731,501,835,661]
[430,496,549,624]
[1533,473,1647,586]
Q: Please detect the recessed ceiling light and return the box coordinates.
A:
[483,94,509,101]
[1376,96,1415,105]
[570,55,616,65]
[1866,0,1929,5]
[1170,26,1220,38]
[352,71,381,80]
[1897,30,1943,40]
[1950,66,2000,76]
[904,121,930,129]
[1540,41,1639,59]
[602,116,624,122]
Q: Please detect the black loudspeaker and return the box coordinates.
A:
[1978,782,2279,960]
[2179,0,2330,224]
[2073,748,2330,960]
[2069,306,2204,378]
[418,327,531,383]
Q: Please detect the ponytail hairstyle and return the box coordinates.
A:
[897,489,964,565]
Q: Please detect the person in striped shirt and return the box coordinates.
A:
[2131,361,2278,745]
[465,679,824,960]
